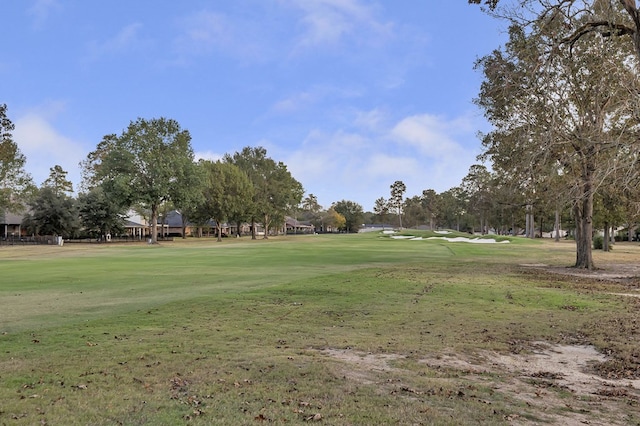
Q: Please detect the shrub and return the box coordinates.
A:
[593,235,604,250]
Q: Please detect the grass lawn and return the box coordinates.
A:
[1,232,639,425]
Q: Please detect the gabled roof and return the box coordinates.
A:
[0,211,25,225]
[124,219,146,228]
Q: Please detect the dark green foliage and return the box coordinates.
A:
[42,164,74,195]
[85,117,196,243]
[23,187,78,237]
[199,160,253,241]
[225,146,303,238]
[77,186,127,238]
[0,104,35,213]
[332,199,364,233]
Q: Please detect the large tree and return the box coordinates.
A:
[332,200,364,233]
[0,104,34,213]
[475,11,640,268]
[169,159,205,239]
[461,165,494,235]
[373,197,390,225]
[77,186,127,240]
[390,180,406,229]
[200,160,253,242]
[43,165,74,196]
[225,147,303,239]
[23,187,78,238]
[470,0,640,62]
[84,118,195,244]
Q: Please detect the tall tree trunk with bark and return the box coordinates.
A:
[603,222,610,252]
[151,204,158,244]
[574,161,595,269]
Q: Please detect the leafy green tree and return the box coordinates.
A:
[373,197,390,225]
[77,186,127,239]
[438,187,467,232]
[0,104,34,213]
[169,160,206,239]
[200,160,253,242]
[402,195,426,229]
[390,180,406,228]
[323,208,346,232]
[461,165,494,234]
[476,12,640,267]
[225,147,303,239]
[85,117,195,244]
[43,165,74,196]
[23,187,78,237]
[302,193,321,214]
[421,189,439,230]
[332,200,364,233]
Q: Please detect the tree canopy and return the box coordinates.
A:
[199,160,253,242]
[225,146,303,239]
[474,1,640,268]
[0,104,34,214]
[84,117,196,243]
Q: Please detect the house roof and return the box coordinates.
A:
[124,219,146,228]
[0,211,25,225]
[285,216,313,228]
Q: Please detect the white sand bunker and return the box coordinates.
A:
[427,236,510,244]
[389,235,509,243]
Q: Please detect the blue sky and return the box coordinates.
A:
[2,1,506,211]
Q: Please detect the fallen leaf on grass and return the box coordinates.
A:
[304,413,323,422]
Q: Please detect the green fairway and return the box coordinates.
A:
[1,233,639,425]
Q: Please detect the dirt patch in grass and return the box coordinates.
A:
[541,263,640,284]
[321,343,640,425]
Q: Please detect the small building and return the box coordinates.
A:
[1,211,26,239]
[285,216,315,234]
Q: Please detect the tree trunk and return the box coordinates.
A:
[554,208,561,242]
[181,214,189,239]
[151,204,158,244]
[603,221,610,252]
[216,220,222,242]
[574,178,594,269]
[251,218,257,240]
[263,214,269,239]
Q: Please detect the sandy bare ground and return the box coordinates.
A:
[322,343,640,425]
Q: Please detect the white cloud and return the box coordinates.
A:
[391,113,467,158]
[283,0,393,51]
[27,0,60,29]
[172,10,270,63]
[271,91,316,114]
[13,110,86,192]
[267,85,364,118]
[194,150,223,162]
[85,23,148,61]
[279,110,482,210]
[353,108,388,132]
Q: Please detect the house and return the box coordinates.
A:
[1,211,25,239]
[160,210,242,238]
[285,216,315,234]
